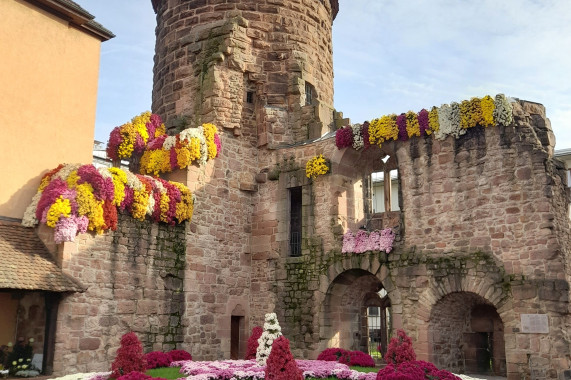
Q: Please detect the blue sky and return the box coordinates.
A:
[83,0,571,150]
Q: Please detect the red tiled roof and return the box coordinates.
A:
[0,221,84,292]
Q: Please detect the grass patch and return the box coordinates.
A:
[146,367,186,379]
[350,366,378,373]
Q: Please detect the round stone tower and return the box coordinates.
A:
[151,0,339,145]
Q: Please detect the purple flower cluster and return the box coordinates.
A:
[397,114,408,141]
[418,109,430,136]
[335,126,354,149]
[77,165,114,201]
[342,228,395,254]
[361,122,371,150]
[377,360,461,380]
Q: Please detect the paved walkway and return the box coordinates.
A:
[457,374,507,380]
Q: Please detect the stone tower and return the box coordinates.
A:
[151,0,339,144]
[149,0,341,360]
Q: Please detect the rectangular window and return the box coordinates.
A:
[371,170,400,213]
[246,91,254,104]
[289,187,302,257]
[305,82,313,106]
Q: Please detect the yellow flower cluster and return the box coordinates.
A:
[117,122,136,159]
[76,183,105,233]
[46,197,71,228]
[203,123,218,160]
[428,107,440,132]
[406,111,420,138]
[155,123,166,138]
[66,170,80,188]
[480,95,495,127]
[140,150,171,176]
[306,154,329,179]
[172,182,194,222]
[131,190,149,221]
[159,192,170,223]
[460,98,484,129]
[108,168,127,206]
[132,111,151,143]
[369,115,398,146]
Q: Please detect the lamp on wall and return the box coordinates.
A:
[381,155,389,164]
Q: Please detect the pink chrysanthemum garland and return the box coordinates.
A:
[342,228,395,254]
[336,94,513,151]
[22,164,194,243]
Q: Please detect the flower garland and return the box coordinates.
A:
[22,164,195,243]
[106,112,166,161]
[336,94,514,151]
[139,124,221,175]
[305,154,329,179]
[342,228,395,254]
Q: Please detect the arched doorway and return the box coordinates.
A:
[321,269,391,356]
[428,291,506,376]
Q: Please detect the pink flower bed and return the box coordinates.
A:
[176,359,377,379]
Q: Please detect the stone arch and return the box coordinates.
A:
[427,291,507,376]
[411,270,509,376]
[331,141,396,178]
[315,255,402,356]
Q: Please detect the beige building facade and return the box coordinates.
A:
[0,0,112,374]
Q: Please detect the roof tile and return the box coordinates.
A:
[0,221,84,292]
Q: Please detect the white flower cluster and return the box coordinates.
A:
[493,93,514,127]
[434,103,465,141]
[351,123,364,150]
[255,312,282,366]
[433,94,513,141]
[22,192,41,227]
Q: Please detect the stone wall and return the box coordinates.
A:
[245,102,571,379]
[52,214,186,374]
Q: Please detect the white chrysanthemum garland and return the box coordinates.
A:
[256,313,282,366]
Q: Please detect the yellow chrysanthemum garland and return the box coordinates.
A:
[306,154,330,179]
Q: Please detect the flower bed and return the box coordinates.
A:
[176,359,377,380]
